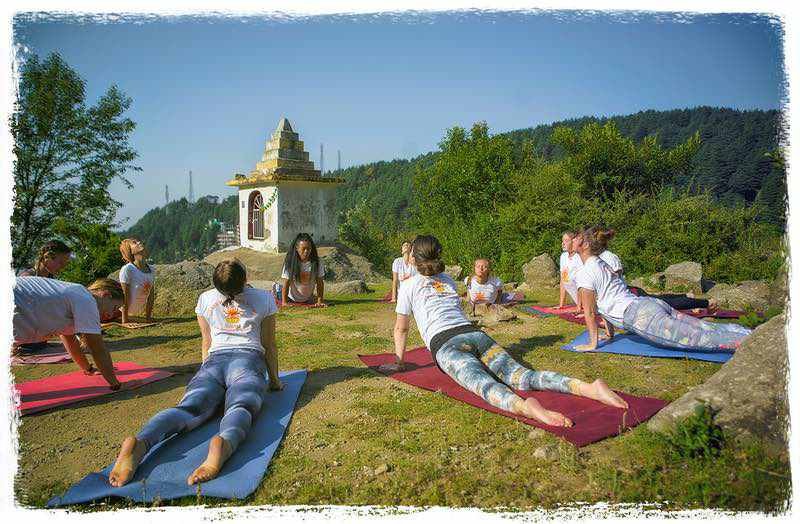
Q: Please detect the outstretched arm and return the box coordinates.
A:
[145,284,155,322]
[391,272,399,302]
[315,277,326,307]
[60,334,94,373]
[391,314,410,368]
[575,288,600,351]
[260,315,281,390]
[197,315,212,362]
[120,282,131,324]
[79,334,121,389]
[280,278,290,306]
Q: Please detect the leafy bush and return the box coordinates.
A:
[53,223,124,285]
[664,403,725,460]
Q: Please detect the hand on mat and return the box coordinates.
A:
[573,344,598,352]
[378,362,406,373]
[599,332,613,341]
[83,364,100,376]
[269,378,284,391]
[314,301,328,308]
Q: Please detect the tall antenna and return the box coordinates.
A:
[165,185,170,206]
[320,143,324,174]
[337,149,341,171]
[188,170,194,203]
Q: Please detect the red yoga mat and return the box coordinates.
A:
[359,348,667,447]
[15,362,174,416]
[523,305,605,327]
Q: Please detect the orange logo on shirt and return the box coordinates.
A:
[224,305,242,324]
[430,280,447,293]
[141,281,152,294]
[561,269,569,282]
[473,291,486,303]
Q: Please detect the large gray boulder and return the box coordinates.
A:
[648,315,788,452]
[707,280,771,311]
[769,266,789,310]
[522,254,559,290]
[325,280,371,295]
[663,261,703,294]
[111,260,214,317]
[444,265,463,281]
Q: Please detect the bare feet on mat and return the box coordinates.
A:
[515,397,573,427]
[580,379,629,409]
[109,436,147,487]
[187,435,232,485]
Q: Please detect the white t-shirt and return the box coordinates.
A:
[281,260,326,303]
[392,257,417,283]
[599,250,623,274]
[559,252,584,303]
[463,275,503,304]
[119,263,155,316]
[195,287,278,354]
[13,277,102,343]
[574,256,637,326]
[396,273,472,349]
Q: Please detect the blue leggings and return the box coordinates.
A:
[137,349,267,454]
[623,297,752,352]
[434,331,576,412]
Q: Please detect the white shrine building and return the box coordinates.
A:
[227,118,344,252]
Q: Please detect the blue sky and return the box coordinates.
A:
[13,11,785,225]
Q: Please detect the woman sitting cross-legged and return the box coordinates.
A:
[380,235,629,428]
[573,226,752,353]
[108,259,282,487]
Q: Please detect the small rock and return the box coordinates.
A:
[663,261,703,294]
[707,280,771,311]
[373,463,390,476]
[528,429,546,439]
[533,445,560,461]
[444,265,463,280]
[326,279,371,295]
[522,254,559,290]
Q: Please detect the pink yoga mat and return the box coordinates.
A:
[15,362,174,416]
[359,348,667,447]
[12,352,72,366]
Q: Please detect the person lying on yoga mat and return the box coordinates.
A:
[463,258,523,309]
[109,258,283,487]
[380,234,628,427]
[119,238,156,325]
[588,230,716,312]
[559,231,584,310]
[572,226,752,353]
[390,240,417,303]
[13,277,123,389]
[276,232,327,307]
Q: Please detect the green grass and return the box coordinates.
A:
[12,283,791,512]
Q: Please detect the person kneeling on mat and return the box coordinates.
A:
[13,276,123,390]
[380,235,629,428]
[109,258,283,487]
[572,226,752,353]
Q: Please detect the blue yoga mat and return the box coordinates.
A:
[48,369,307,506]
[563,331,733,363]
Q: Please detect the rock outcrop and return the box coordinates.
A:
[325,280,371,295]
[647,315,788,452]
[522,254,559,290]
[663,261,703,294]
[707,280,771,311]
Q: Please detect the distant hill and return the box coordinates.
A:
[333,106,784,226]
[126,106,784,263]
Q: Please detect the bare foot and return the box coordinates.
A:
[109,436,147,487]
[579,379,629,409]
[187,435,232,485]
[514,397,573,427]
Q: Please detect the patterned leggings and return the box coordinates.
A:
[623,297,752,352]
[434,331,576,412]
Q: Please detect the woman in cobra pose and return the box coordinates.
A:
[381,235,629,427]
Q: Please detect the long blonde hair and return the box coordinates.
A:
[87,278,124,301]
[119,238,139,264]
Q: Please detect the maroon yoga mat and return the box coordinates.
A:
[359,348,667,447]
[15,362,174,416]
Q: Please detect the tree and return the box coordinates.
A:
[11,53,139,269]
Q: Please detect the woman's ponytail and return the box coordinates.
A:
[412,235,445,277]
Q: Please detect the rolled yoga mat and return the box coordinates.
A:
[16,362,175,415]
[563,331,733,363]
[359,348,666,447]
[47,369,307,506]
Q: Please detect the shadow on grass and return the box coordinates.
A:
[106,334,199,352]
[505,335,565,356]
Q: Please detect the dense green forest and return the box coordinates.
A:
[126,106,785,276]
[334,106,785,228]
[123,195,238,263]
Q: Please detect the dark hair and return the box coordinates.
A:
[412,235,445,277]
[35,240,72,276]
[283,233,320,284]
[87,278,124,301]
[580,226,616,256]
[213,259,247,306]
